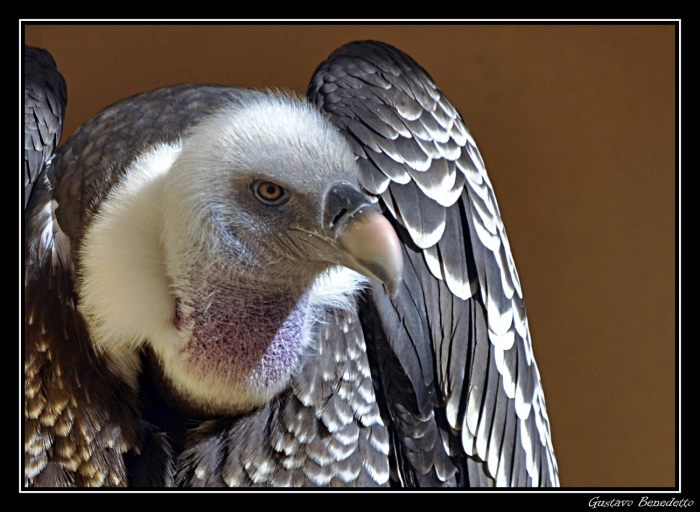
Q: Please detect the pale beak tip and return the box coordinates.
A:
[336,209,404,298]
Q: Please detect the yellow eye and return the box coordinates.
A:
[253,181,288,205]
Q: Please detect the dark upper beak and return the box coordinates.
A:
[323,183,404,297]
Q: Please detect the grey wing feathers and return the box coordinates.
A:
[308,40,558,486]
[24,46,135,487]
[24,46,66,210]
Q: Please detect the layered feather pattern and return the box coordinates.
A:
[309,41,558,486]
[23,46,66,210]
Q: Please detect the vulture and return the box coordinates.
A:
[23,40,559,487]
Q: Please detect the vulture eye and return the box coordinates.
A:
[253,181,288,205]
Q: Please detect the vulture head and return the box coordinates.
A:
[77,92,404,416]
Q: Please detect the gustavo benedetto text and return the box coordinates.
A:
[589,497,693,508]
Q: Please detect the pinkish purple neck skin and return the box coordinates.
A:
[177,287,311,391]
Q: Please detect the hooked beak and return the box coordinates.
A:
[323,183,404,298]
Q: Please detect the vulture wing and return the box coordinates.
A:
[308,41,559,486]
[24,45,143,486]
[23,45,66,209]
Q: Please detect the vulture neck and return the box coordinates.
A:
[158,232,321,415]
[176,275,313,362]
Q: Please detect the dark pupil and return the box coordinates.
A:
[265,185,277,196]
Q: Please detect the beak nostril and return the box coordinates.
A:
[330,208,348,230]
[324,182,371,233]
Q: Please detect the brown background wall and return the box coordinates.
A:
[23,24,677,488]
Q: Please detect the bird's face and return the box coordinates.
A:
[163,92,403,295]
